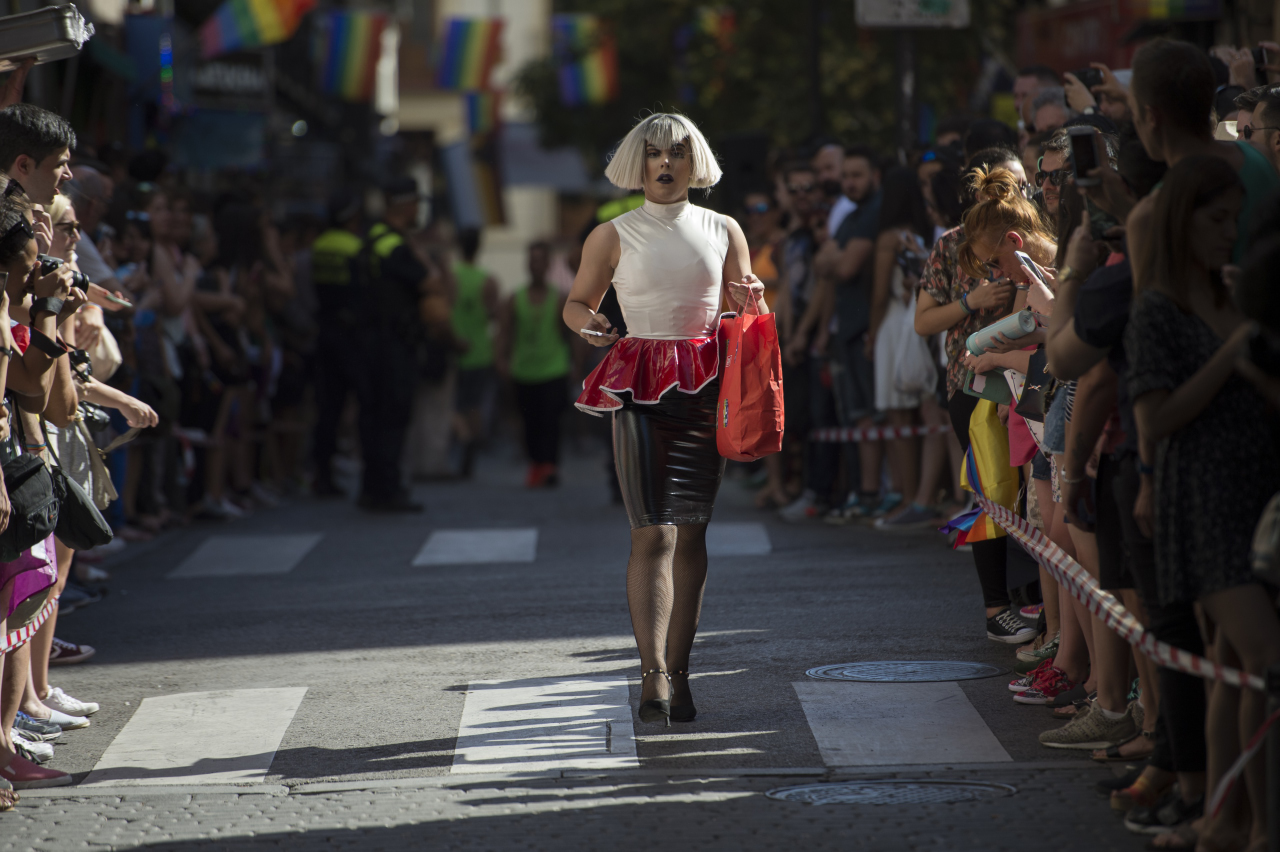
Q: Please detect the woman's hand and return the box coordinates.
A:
[726,274,767,313]
[1089,62,1128,104]
[75,303,105,352]
[119,395,159,429]
[30,262,73,300]
[982,329,1043,354]
[57,287,89,324]
[577,311,620,347]
[966,277,1014,312]
[31,207,53,255]
[87,282,132,312]
[1064,207,1100,280]
[964,350,1004,374]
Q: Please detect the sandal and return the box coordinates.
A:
[1093,730,1155,762]
[1146,824,1197,850]
[0,776,17,811]
[1111,771,1173,812]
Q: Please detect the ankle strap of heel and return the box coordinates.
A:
[642,669,672,683]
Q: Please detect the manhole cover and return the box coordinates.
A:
[766,780,1017,805]
[806,661,1007,682]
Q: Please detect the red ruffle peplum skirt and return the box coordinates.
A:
[575,335,719,415]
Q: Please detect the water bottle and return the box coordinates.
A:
[966,309,1037,356]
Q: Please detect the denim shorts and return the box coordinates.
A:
[1031,450,1051,481]
[1044,387,1068,455]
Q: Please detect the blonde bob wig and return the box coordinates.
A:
[604,113,722,191]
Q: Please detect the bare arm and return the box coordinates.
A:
[723,216,767,313]
[1132,322,1252,444]
[868,231,898,343]
[562,222,621,346]
[1063,358,1118,483]
[78,377,158,428]
[152,245,196,317]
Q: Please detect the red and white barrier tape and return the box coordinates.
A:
[976,496,1268,692]
[974,496,1275,819]
[0,594,57,654]
[810,424,952,443]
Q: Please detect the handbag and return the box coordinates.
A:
[0,402,58,562]
[44,426,113,551]
[716,298,784,461]
[1014,346,1051,423]
[893,294,937,396]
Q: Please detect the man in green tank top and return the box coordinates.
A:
[497,242,574,488]
[450,228,499,478]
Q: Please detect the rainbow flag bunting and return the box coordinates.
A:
[435,18,504,91]
[199,0,316,59]
[551,14,619,107]
[312,11,386,103]
[464,91,501,136]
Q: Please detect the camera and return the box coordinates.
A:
[37,254,89,291]
[1072,68,1103,91]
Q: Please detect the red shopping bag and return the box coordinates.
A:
[716,300,784,461]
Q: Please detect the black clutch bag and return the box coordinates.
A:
[1014,346,1051,423]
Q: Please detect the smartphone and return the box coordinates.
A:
[1015,251,1048,287]
[579,328,607,337]
[104,292,132,307]
[1253,46,1270,86]
[1068,126,1102,187]
[1072,67,1103,91]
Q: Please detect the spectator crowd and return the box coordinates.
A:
[0,27,1278,852]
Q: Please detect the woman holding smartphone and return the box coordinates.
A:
[564,113,764,726]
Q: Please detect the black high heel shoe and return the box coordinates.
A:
[669,670,697,723]
[638,669,671,726]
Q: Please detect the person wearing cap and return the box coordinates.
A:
[310,189,365,497]
[355,178,436,512]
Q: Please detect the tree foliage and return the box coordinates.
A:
[514,0,1020,175]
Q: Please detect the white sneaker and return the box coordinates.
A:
[779,489,819,522]
[43,686,98,717]
[44,707,89,729]
[11,733,53,763]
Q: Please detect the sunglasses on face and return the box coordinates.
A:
[746,202,771,214]
[1241,124,1280,140]
[1035,168,1069,187]
[55,220,81,235]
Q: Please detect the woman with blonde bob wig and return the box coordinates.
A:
[565,112,766,726]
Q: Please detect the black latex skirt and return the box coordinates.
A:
[612,379,725,528]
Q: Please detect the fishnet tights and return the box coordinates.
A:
[626,523,708,704]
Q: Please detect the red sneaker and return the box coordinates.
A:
[1008,658,1055,693]
[0,754,72,789]
[1014,667,1077,705]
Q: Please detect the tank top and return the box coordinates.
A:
[610,199,729,340]
[510,287,570,384]
[451,261,494,370]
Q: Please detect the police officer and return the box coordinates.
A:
[310,189,364,497]
[355,177,433,512]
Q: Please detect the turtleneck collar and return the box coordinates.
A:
[642,197,690,220]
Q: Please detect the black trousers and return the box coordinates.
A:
[312,323,358,486]
[947,390,1011,609]
[355,333,415,501]
[1110,452,1207,774]
[514,378,566,465]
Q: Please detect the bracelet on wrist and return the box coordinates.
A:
[1136,460,1155,476]
[1014,284,1030,291]
[959,293,973,315]
[1060,470,1087,485]
[1058,265,1076,284]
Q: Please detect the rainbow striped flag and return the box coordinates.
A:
[551,13,619,107]
[199,0,316,59]
[464,91,501,136]
[435,18,504,91]
[312,11,386,103]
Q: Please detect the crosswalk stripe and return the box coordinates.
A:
[793,681,1012,766]
[706,522,771,556]
[451,677,637,774]
[168,534,323,579]
[82,687,308,786]
[412,528,538,566]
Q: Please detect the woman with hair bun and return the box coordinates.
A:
[563,113,766,726]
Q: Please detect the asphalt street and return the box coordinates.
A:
[0,441,1149,851]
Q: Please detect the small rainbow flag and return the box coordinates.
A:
[199,0,316,60]
[551,13,619,107]
[464,91,501,136]
[312,10,386,103]
[435,18,504,91]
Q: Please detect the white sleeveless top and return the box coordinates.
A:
[610,199,729,340]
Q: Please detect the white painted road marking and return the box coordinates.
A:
[413,528,538,566]
[452,677,637,774]
[706,522,771,556]
[168,534,323,579]
[793,681,1012,766]
[82,687,308,786]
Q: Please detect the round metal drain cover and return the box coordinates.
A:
[766,779,1017,805]
[806,661,1007,682]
